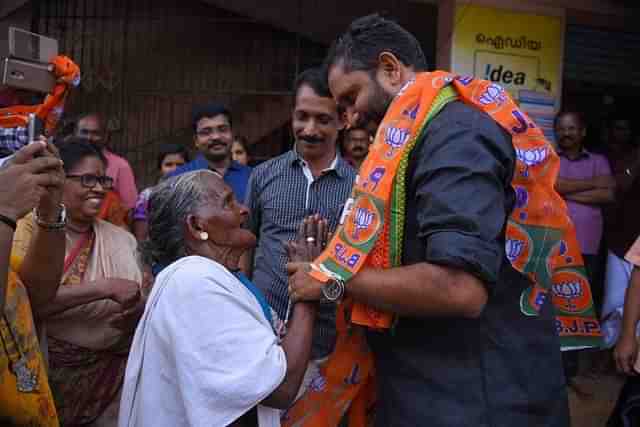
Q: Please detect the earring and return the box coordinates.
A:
[199,231,209,241]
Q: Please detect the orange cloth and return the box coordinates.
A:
[98,191,130,230]
[0,55,80,134]
[292,72,600,426]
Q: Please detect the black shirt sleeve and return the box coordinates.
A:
[410,101,515,286]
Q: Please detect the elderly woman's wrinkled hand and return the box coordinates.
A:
[286,262,323,302]
[286,214,328,263]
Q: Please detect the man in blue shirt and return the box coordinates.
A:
[168,103,251,201]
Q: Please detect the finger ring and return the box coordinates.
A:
[306,236,316,243]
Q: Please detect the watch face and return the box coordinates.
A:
[323,280,342,301]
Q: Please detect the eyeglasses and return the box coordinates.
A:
[66,174,114,190]
[196,126,230,137]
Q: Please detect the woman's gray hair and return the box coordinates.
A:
[140,170,218,267]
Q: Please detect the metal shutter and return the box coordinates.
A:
[564,25,640,86]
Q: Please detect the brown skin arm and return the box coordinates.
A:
[565,188,615,205]
[557,174,616,204]
[35,280,110,318]
[263,215,325,409]
[16,141,66,314]
[35,278,140,319]
[555,177,596,195]
[615,267,640,375]
[18,221,65,315]
[346,263,488,318]
[262,302,316,409]
[132,220,148,241]
[288,262,488,319]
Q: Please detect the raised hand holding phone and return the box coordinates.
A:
[0,140,63,223]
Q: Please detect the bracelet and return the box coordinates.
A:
[0,213,17,231]
[33,204,67,230]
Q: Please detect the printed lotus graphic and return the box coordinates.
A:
[364,167,385,191]
[478,83,507,106]
[552,280,583,311]
[384,126,410,157]
[309,374,326,392]
[352,208,374,240]
[515,147,548,167]
[505,239,525,263]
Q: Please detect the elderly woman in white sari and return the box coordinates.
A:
[12,138,143,427]
[118,170,320,427]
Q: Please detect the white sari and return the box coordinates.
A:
[119,256,285,427]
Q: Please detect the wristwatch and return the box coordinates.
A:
[320,277,345,304]
[33,204,67,230]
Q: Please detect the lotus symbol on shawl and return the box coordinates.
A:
[478,83,507,106]
[384,126,410,158]
[363,167,385,192]
[352,208,374,241]
[505,239,525,263]
[552,281,583,311]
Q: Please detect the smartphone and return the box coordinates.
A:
[28,113,44,141]
[9,27,58,64]
[1,57,56,94]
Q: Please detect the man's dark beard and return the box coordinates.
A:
[203,140,230,162]
[355,78,393,128]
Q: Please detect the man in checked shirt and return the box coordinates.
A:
[242,67,356,392]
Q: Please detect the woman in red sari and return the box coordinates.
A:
[13,138,144,427]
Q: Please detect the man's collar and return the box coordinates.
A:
[289,148,348,178]
[558,147,590,160]
[194,154,242,171]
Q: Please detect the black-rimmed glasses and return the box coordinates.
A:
[66,174,114,190]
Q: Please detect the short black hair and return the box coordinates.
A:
[324,14,428,74]
[233,135,251,153]
[293,67,332,99]
[554,111,585,129]
[156,143,190,170]
[345,126,369,137]
[191,103,232,132]
[55,136,107,173]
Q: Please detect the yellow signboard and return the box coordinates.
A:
[451,3,564,140]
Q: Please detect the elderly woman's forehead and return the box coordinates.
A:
[199,172,230,196]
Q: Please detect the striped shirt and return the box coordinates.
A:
[0,126,28,156]
[245,149,356,358]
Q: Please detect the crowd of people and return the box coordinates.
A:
[0,13,639,427]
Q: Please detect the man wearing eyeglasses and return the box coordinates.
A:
[167,103,252,202]
[75,113,139,211]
